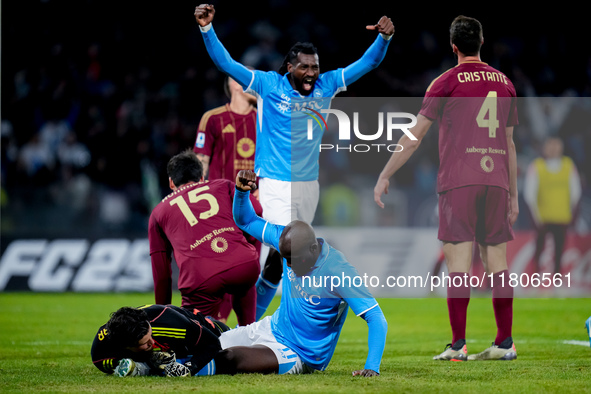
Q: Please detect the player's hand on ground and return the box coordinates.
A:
[366,16,394,37]
[352,369,379,377]
[373,177,389,209]
[194,4,215,27]
[236,170,257,192]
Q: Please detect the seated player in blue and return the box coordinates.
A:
[217,170,388,377]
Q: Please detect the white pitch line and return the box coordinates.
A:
[14,341,88,346]
[562,340,590,347]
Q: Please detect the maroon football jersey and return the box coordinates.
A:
[193,104,257,181]
[149,179,258,300]
[419,61,518,193]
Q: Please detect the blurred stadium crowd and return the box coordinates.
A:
[2,1,590,237]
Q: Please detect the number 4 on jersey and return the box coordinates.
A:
[476,91,499,138]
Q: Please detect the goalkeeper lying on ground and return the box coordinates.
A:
[91,304,228,377]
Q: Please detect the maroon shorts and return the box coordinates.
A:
[438,185,514,244]
[182,258,259,322]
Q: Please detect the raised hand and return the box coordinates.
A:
[194,4,215,27]
[236,170,257,192]
[366,16,394,37]
[373,177,390,209]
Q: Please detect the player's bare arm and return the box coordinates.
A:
[236,170,257,192]
[194,4,215,27]
[374,114,433,208]
[506,126,519,225]
[366,16,394,37]
[195,153,210,178]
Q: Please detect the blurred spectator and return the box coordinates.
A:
[17,133,55,186]
[1,3,589,235]
[320,181,360,227]
[1,121,19,185]
[57,132,91,175]
[39,117,72,154]
[524,137,582,274]
[240,20,283,71]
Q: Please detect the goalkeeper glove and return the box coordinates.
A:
[149,351,191,377]
[163,362,191,377]
[113,359,150,377]
[149,351,176,369]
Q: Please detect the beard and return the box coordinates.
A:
[291,261,315,277]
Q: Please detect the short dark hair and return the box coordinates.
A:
[224,66,253,99]
[167,149,203,187]
[278,42,318,75]
[106,307,150,347]
[450,15,483,56]
[223,75,232,99]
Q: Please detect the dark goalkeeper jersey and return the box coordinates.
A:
[91,304,227,375]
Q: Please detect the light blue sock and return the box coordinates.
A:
[195,359,216,376]
[585,316,591,347]
[256,275,279,320]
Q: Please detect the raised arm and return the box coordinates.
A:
[233,170,283,250]
[194,4,253,89]
[343,16,394,86]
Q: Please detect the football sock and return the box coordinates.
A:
[491,269,513,346]
[255,275,278,320]
[195,359,216,376]
[447,272,471,345]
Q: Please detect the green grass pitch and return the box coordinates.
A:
[0,293,589,393]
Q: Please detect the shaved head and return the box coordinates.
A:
[278,220,319,276]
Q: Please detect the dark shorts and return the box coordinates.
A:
[438,185,515,244]
[182,258,259,321]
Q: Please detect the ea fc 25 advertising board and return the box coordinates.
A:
[1,230,589,297]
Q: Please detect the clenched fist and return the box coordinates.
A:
[366,16,395,37]
[236,170,257,192]
[194,4,215,27]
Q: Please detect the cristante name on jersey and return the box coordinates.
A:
[457,70,509,85]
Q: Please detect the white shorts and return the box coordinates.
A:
[258,178,319,225]
[219,316,313,375]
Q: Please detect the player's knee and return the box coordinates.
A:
[214,349,238,375]
[262,250,283,284]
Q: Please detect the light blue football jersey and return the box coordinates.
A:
[201,24,391,183]
[246,72,345,182]
[257,221,378,370]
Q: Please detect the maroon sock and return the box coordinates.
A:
[491,269,513,346]
[447,272,471,345]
